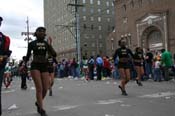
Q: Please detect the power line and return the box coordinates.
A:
[67,0,84,62]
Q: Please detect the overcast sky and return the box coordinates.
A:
[0,0,44,61]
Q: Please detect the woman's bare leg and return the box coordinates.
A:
[31,70,43,109]
[41,72,50,99]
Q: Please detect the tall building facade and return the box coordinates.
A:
[44,0,76,60]
[114,0,175,54]
[44,0,115,60]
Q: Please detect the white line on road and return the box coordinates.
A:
[96,99,123,105]
[2,89,15,93]
[53,105,80,111]
[139,91,175,98]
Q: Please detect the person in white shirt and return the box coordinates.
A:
[153,58,162,82]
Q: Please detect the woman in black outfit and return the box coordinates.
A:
[133,47,144,86]
[24,27,56,116]
[113,39,133,96]
[47,55,57,96]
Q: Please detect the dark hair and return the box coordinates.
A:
[161,49,165,53]
[34,27,46,36]
[22,56,26,60]
[118,40,121,46]
[0,16,3,21]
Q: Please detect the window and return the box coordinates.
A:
[83,16,86,21]
[106,1,109,6]
[99,34,102,39]
[91,25,94,30]
[92,51,95,56]
[92,43,95,47]
[123,4,126,11]
[90,17,94,21]
[112,1,114,6]
[139,0,143,7]
[107,18,111,22]
[98,17,101,22]
[91,35,95,39]
[108,25,111,31]
[98,26,102,30]
[112,11,115,15]
[82,0,86,4]
[90,0,93,4]
[107,9,110,14]
[82,7,86,12]
[83,24,87,29]
[98,9,101,13]
[84,34,89,39]
[130,0,134,8]
[97,0,101,5]
[99,43,103,47]
[90,8,94,14]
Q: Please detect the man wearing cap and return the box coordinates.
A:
[0,16,11,116]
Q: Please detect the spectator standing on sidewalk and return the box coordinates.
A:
[161,49,173,81]
[18,56,28,90]
[96,55,103,80]
[153,57,162,82]
[88,56,95,80]
[145,48,153,79]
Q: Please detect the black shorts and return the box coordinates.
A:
[134,62,144,67]
[118,62,131,69]
[48,66,54,73]
[30,62,48,73]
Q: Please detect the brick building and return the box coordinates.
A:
[114,0,175,54]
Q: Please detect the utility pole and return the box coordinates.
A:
[21,17,33,47]
[68,0,84,62]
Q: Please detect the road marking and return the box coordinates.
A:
[8,104,18,110]
[59,86,63,89]
[106,81,110,84]
[30,87,35,90]
[2,89,15,93]
[139,92,175,98]
[105,114,115,116]
[96,99,123,105]
[53,105,80,111]
[120,104,131,107]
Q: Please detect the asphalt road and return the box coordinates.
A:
[1,77,175,116]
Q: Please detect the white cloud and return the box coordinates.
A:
[0,0,43,61]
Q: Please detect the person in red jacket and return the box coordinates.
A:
[103,56,111,78]
[0,16,12,116]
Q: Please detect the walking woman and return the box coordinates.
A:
[47,56,57,96]
[133,47,144,86]
[46,36,58,96]
[24,27,56,116]
[113,39,133,96]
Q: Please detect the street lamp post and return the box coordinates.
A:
[111,38,114,56]
[127,33,131,47]
[111,38,114,50]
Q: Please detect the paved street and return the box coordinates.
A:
[1,77,175,116]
